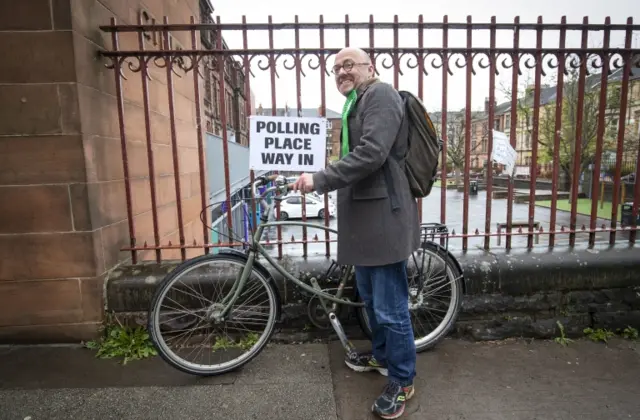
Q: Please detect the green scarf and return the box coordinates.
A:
[340,89,358,158]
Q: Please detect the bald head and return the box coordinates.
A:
[332,47,375,96]
[337,47,370,62]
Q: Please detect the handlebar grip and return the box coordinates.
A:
[256,174,279,187]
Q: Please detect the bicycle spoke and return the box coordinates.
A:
[359,242,463,352]
[149,255,278,375]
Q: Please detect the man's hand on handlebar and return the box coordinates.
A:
[292,173,314,193]
[255,173,313,195]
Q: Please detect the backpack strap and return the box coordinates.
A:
[383,91,408,212]
[351,80,405,212]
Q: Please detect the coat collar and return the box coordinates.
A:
[355,77,380,97]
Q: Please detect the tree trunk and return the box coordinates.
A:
[455,169,462,187]
[562,167,573,203]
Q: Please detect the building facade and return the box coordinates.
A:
[200,0,252,146]
[469,71,639,177]
[0,0,243,343]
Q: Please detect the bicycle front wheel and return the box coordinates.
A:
[148,253,280,376]
[356,242,463,352]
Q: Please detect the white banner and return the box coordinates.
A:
[249,115,327,172]
[491,130,517,176]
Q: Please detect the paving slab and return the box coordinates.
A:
[0,343,337,420]
[328,338,640,420]
[0,338,638,420]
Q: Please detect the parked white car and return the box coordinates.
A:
[283,176,336,205]
[278,193,336,220]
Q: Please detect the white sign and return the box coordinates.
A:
[249,115,327,172]
[491,130,517,177]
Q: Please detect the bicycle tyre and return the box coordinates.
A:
[148,253,280,376]
[355,241,463,353]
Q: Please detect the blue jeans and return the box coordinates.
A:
[355,260,417,387]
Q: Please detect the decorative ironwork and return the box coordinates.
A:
[100,15,640,262]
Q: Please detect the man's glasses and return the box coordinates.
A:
[331,60,370,74]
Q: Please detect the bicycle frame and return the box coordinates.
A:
[207,175,460,361]
[216,178,363,321]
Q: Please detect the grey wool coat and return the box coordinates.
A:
[313,79,420,267]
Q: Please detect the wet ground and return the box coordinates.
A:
[1,338,638,419]
[264,188,628,258]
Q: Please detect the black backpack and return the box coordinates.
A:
[353,81,442,206]
[397,90,443,198]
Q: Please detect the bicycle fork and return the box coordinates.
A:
[309,273,360,362]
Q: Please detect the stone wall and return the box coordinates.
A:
[492,176,555,191]
[0,0,204,342]
[99,245,640,346]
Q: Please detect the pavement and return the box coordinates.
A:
[1,338,639,420]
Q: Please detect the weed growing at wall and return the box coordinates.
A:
[554,322,638,347]
[583,328,616,344]
[621,326,639,340]
[582,326,638,345]
[554,321,574,347]
[211,333,260,351]
[84,313,157,365]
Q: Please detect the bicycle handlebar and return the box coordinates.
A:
[252,174,295,201]
[251,174,330,228]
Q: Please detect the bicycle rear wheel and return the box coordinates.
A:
[148,253,280,376]
[356,241,463,352]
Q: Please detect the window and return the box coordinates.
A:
[212,78,219,118]
[305,195,321,204]
[505,115,511,130]
[286,197,302,205]
[239,105,246,131]
[204,65,212,106]
[225,93,233,128]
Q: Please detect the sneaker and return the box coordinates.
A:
[344,352,388,376]
[371,381,415,419]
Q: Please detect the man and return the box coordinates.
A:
[292,47,420,419]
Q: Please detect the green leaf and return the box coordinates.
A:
[85,321,158,365]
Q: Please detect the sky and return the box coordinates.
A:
[209,0,639,114]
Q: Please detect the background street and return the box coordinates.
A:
[268,188,626,259]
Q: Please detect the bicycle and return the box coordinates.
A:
[148,174,464,376]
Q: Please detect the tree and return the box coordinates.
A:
[445,110,488,185]
[501,67,619,195]
[605,123,640,180]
